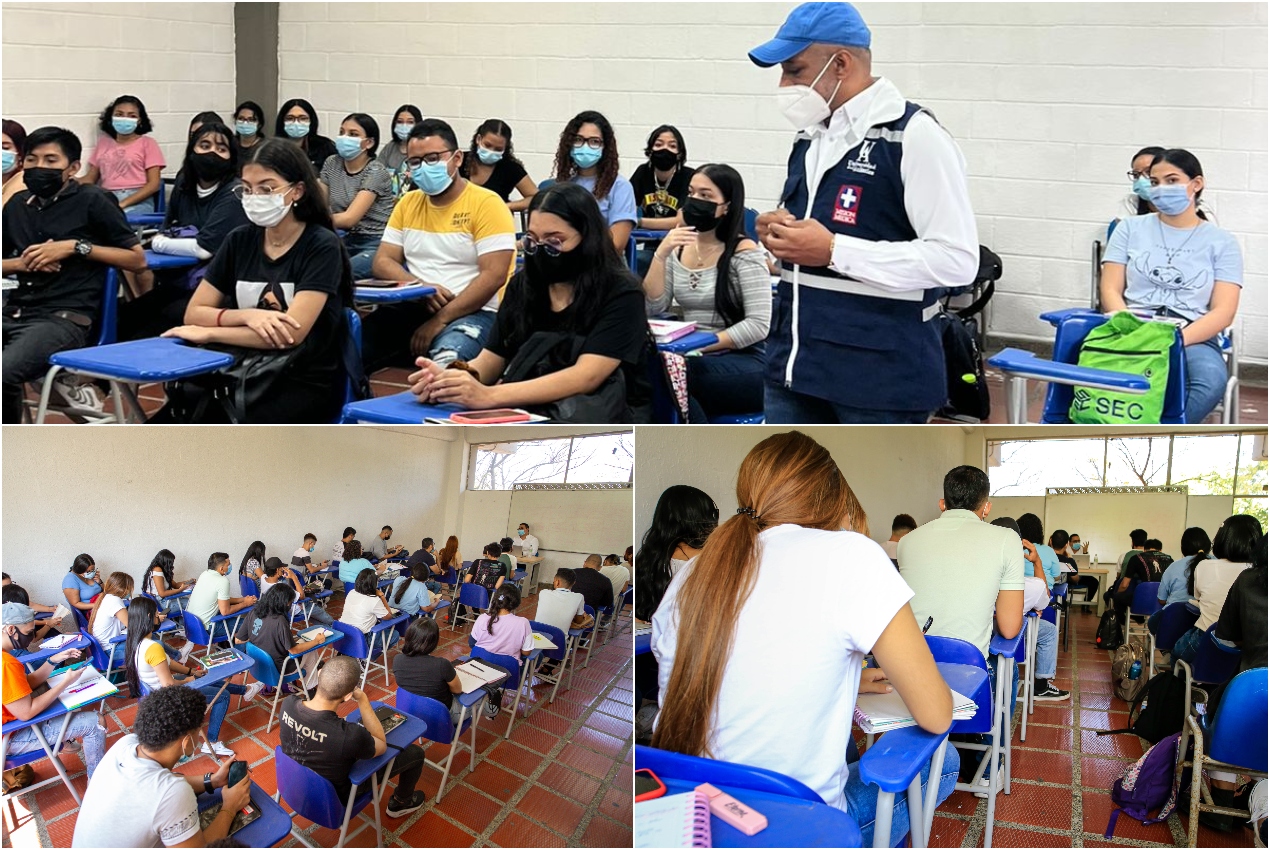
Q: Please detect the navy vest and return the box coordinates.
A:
[767,102,947,413]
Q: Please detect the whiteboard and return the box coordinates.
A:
[507,489,632,554]
[1045,492,1187,566]
[1185,495,1235,544]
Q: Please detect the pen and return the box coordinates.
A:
[922,616,934,634]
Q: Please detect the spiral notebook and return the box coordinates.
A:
[854,689,977,734]
[635,790,712,848]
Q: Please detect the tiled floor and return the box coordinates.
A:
[2,589,634,848]
[925,608,1259,848]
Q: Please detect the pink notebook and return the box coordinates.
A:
[636,790,712,847]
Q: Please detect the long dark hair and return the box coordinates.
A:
[485,585,521,635]
[340,112,380,156]
[98,95,153,138]
[124,596,159,699]
[274,98,321,140]
[393,561,430,605]
[499,181,639,350]
[146,549,176,595]
[3,119,28,161]
[635,485,720,622]
[354,567,378,597]
[1180,526,1212,597]
[1131,145,1167,216]
[71,554,95,576]
[644,124,687,168]
[240,541,266,574]
[1149,148,1208,221]
[461,119,523,178]
[401,616,440,657]
[1193,514,1263,596]
[390,104,423,139]
[174,122,238,204]
[694,163,748,329]
[553,110,619,201]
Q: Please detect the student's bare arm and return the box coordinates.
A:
[994,589,1024,639]
[870,603,953,735]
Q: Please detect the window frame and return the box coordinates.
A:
[467,431,634,491]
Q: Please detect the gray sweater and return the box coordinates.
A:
[645,248,772,350]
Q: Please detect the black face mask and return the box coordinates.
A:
[682,197,722,232]
[9,626,34,651]
[525,247,586,286]
[649,149,679,172]
[24,167,67,200]
[190,152,234,183]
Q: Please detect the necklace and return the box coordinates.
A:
[1157,215,1203,265]
[686,243,723,290]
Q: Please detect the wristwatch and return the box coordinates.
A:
[203,773,213,794]
[74,239,93,257]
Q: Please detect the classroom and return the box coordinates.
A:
[1,424,634,848]
[634,425,1267,848]
[2,2,1265,425]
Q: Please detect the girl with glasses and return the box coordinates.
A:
[551,111,637,252]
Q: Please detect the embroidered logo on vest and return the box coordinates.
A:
[847,140,878,176]
[833,184,864,225]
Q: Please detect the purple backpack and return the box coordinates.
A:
[1105,732,1182,838]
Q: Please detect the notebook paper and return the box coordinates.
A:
[636,790,711,848]
[854,689,977,734]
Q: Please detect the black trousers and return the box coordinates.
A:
[3,313,90,422]
[362,742,426,802]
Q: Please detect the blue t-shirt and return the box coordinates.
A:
[571,174,638,228]
[1158,553,1203,606]
[340,557,374,585]
[1103,214,1243,322]
[1034,544,1062,590]
[388,576,432,616]
[61,572,99,603]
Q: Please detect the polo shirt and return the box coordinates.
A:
[2,181,139,322]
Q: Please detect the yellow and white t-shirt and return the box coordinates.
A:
[381,183,516,312]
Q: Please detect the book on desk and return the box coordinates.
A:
[854,689,977,734]
[455,659,506,693]
[46,664,118,711]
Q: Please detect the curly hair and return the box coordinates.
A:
[553,110,619,202]
[97,95,154,139]
[135,684,208,750]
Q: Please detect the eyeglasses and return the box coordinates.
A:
[406,151,456,168]
[232,182,294,198]
[522,235,567,257]
[283,118,310,125]
[570,136,604,150]
[1127,170,1150,182]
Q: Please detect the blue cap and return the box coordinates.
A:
[749,2,872,67]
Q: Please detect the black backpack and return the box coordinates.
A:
[1096,608,1124,651]
[935,246,1000,422]
[1098,668,1188,744]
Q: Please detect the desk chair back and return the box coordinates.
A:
[242,641,298,691]
[70,606,89,631]
[924,635,987,670]
[1129,582,1160,617]
[634,744,823,802]
[1154,602,1200,655]
[181,609,214,650]
[1208,667,1268,771]
[274,746,374,832]
[97,268,120,346]
[471,645,520,684]
[1190,625,1241,685]
[329,620,374,662]
[396,689,457,745]
[453,583,489,631]
[528,621,567,663]
[239,574,259,599]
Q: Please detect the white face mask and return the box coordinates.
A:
[242,191,292,228]
[777,54,843,132]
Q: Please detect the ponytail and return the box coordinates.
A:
[1186,546,1209,598]
[485,585,521,635]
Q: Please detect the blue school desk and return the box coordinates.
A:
[143,250,200,271]
[1,686,113,805]
[635,632,651,656]
[185,648,254,708]
[655,776,861,847]
[659,331,718,354]
[345,701,429,834]
[19,633,91,671]
[126,212,166,227]
[340,391,465,424]
[48,337,235,383]
[631,229,668,242]
[197,781,292,847]
[353,283,437,305]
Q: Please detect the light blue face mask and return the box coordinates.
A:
[335,135,366,160]
[236,121,258,138]
[477,147,503,165]
[1149,183,1193,216]
[412,159,453,196]
[284,121,310,139]
[112,117,139,135]
[1,150,15,174]
[394,123,413,141]
[1132,176,1153,201]
[1071,541,1082,552]
[570,146,603,169]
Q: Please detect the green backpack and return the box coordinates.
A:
[1069,311,1175,425]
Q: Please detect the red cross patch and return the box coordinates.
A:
[832,184,863,225]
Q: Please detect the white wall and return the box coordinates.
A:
[274,2,1267,363]
[1,2,237,173]
[635,426,968,551]
[2,427,456,606]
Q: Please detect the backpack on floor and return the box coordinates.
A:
[1095,608,1124,651]
[1098,667,1188,744]
[1104,732,1183,838]
[1111,641,1148,703]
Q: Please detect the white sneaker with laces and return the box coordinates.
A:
[177,643,195,664]
[243,682,265,703]
[201,740,235,758]
[52,375,104,413]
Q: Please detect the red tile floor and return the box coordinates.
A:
[923,608,1259,848]
[2,589,634,848]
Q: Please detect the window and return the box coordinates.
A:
[1104,437,1170,487]
[1234,433,1267,529]
[1170,435,1239,495]
[989,439,1107,495]
[469,433,633,490]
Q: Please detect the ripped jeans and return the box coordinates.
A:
[360,304,496,374]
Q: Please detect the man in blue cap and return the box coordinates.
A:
[751,3,980,423]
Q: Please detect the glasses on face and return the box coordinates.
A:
[284,117,310,125]
[570,136,603,150]
[1127,170,1150,182]
[232,182,294,199]
[406,150,456,168]
[522,235,567,257]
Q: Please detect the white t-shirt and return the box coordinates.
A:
[92,594,128,645]
[669,557,692,577]
[652,525,915,811]
[599,565,631,602]
[332,541,346,563]
[133,637,169,692]
[340,590,390,633]
[262,572,305,620]
[72,734,200,848]
[1022,576,1051,613]
[534,588,586,636]
[882,540,900,560]
[1193,558,1249,632]
[518,533,539,557]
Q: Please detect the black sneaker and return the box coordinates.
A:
[1033,682,1070,701]
[385,790,426,818]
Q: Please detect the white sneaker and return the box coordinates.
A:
[243,682,265,703]
[177,643,194,664]
[52,375,104,413]
[201,740,235,758]
[973,766,1004,798]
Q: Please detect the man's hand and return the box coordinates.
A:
[756,209,795,245]
[1118,577,1131,593]
[161,325,214,345]
[221,772,252,814]
[409,318,446,359]
[351,688,370,706]
[859,667,894,694]
[210,754,233,788]
[407,357,445,401]
[51,648,82,664]
[22,239,75,272]
[425,285,455,314]
[765,218,835,267]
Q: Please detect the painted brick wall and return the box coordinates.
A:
[1,2,236,182]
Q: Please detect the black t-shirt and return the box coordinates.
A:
[163,178,250,256]
[406,548,438,574]
[2,182,140,322]
[466,558,507,593]
[570,567,614,612]
[300,135,338,174]
[234,612,294,671]
[278,695,376,803]
[393,653,457,708]
[1215,565,1266,674]
[1126,551,1173,585]
[630,163,695,219]
[486,283,651,418]
[467,158,529,202]
[203,223,348,413]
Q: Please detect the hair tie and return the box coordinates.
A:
[736,507,761,521]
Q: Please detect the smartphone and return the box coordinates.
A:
[634,768,667,802]
[449,409,532,425]
[227,760,248,788]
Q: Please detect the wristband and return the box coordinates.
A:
[203,773,213,795]
[216,308,227,327]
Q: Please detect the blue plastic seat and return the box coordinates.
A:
[181,607,240,654]
[1174,625,1241,726]
[635,744,824,802]
[452,583,489,633]
[70,606,90,631]
[528,620,570,703]
[1150,600,1199,676]
[395,687,479,802]
[1125,580,1160,646]
[471,645,532,739]
[82,631,125,707]
[239,574,259,599]
[2,702,85,809]
[330,616,406,690]
[274,746,377,848]
[569,605,599,683]
[241,642,303,733]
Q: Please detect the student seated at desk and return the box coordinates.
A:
[234,582,327,692]
[62,553,104,615]
[88,571,190,668]
[571,554,615,614]
[1171,514,1261,664]
[2,126,146,423]
[118,121,250,337]
[992,517,1068,702]
[1107,538,1173,620]
[1016,513,1062,591]
[80,95,165,214]
[261,556,334,626]
[630,124,694,233]
[333,526,356,567]
[1,583,60,652]
[233,100,268,164]
[338,539,382,585]
[279,656,427,818]
[652,432,958,846]
[240,540,268,582]
[188,552,258,630]
[319,113,395,280]
[390,563,441,618]
[126,596,260,757]
[1148,527,1211,639]
[394,617,465,725]
[377,103,422,193]
[276,98,336,174]
[466,543,508,595]
[143,548,190,614]
[2,119,27,207]
[2,602,106,778]
[404,537,442,593]
[292,532,332,588]
[339,567,402,649]
[1118,145,1218,225]
[472,585,535,721]
[406,181,652,423]
[497,537,517,576]
[157,139,356,424]
[552,111,636,253]
[600,554,631,602]
[72,684,253,848]
[459,119,539,213]
[534,568,592,675]
[366,525,405,562]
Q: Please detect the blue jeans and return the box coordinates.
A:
[429,309,497,367]
[113,187,155,214]
[1184,337,1226,423]
[6,711,105,778]
[1035,618,1058,679]
[361,303,496,372]
[845,736,960,846]
[425,580,443,594]
[764,382,933,424]
[1172,625,1204,664]
[686,344,766,423]
[343,232,382,281]
[188,681,247,742]
[305,606,335,626]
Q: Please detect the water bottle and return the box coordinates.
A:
[1129,659,1142,680]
